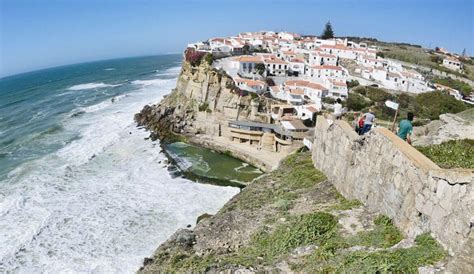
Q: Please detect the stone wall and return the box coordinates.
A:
[312,116,473,255]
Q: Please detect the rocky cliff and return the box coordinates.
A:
[134,60,268,141]
[413,109,474,146]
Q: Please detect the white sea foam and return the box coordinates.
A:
[104,68,116,71]
[67,82,121,91]
[131,78,173,87]
[0,73,240,272]
[155,66,182,76]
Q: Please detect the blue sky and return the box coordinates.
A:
[1,0,472,77]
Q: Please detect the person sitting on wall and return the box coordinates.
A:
[397,112,414,145]
[361,109,375,134]
[334,98,343,120]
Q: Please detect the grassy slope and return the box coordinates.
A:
[416,139,474,169]
[373,42,474,81]
[140,151,446,273]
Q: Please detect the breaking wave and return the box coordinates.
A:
[67,82,121,91]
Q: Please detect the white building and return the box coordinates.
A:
[234,77,268,94]
[306,65,348,79]
[263,55,289,76]
[443,57,463,72]
[235,55,263,76]
[309,51,338,66]
[285,79,328,102]
[287,58,306,76]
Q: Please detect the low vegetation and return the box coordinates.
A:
[143,152,447,273]
[198,102,211,113]
[433,77,473,97]
[361,41,473,80]
[346,215,403,248]
[299,233,446,273]
[346,86,471,122]
[416,139,474,169]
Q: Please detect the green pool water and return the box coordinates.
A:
[163,142,263,186]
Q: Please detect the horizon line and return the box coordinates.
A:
[0,52,183,80]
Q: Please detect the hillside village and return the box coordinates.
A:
[136,28,473,273]
[184,29,472,152]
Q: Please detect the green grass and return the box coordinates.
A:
[347,215,403,248]
[296,232,446,273]
[226,152,326,212]
[143,152,447,273]
[221,212,338,266]
[329,191,363,210]
[330,233,446,273]
[416,139,474,169]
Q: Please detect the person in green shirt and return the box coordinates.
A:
[397,112,414,144]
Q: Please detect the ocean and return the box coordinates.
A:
[0,55,243,272]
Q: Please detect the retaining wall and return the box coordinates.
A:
[312,116,473,255]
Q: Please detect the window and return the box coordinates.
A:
[279,65,281,69]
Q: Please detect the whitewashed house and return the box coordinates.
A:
[306,65,348,80]
[357,55,386,68]
[269,86,304,105]
[443,57,463,72]
[236,55,263,76]
[295,104,321,120]
[285,79,328,102]
[264,55,289,76]
[326,79,349,99]
[288,58,306,76]
[234,77,268,94]
[308,50,338,66]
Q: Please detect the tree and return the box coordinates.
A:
[462,48,467,58]
[321,21,334,39]
[255,63,266,75]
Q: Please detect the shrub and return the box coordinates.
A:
[415,91,469,120]
[185,48,206,66]
[365,86,394,102]
[376,52,385,58]
[346,80,359,88]
[322,97,335,104]
[430,55,443,63]
[346,92,371,111]
[255,63,266,75]
[203,53,214,65]
[198,102,210,112]
[433,77,473,97]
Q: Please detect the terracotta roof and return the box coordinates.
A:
[445,56,460,62]
[237,55,263,63]
[235,77,266,87]
[285,79,327,90]
[306,106,318,113]
[270,86,281,93]
[320,44,350,50]
[289,88,305,95]
[329,79,347,87]
[289,58,305,63]
[310,65,344,71]
[264,57,289,64]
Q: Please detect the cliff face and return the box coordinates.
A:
[135,60,256,140]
